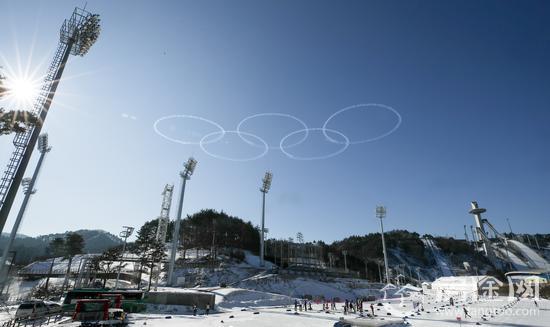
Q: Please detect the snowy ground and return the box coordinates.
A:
[129,294,550,327]
[38,290,547,327]
[2,282,550,326]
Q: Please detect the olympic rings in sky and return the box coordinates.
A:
[200,130,269,162]
[279,128,350,161]
[153,103,402,161]
[236,112,309,150]
[153,114,225,145]
[322,103,402,145]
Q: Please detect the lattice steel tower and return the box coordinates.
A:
[0,7,100,233]
[156,184,174,242]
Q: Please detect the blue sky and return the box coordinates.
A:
[0,0,549,242]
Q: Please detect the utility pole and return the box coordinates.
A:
[0,134,51,293]
[259,171,272,267]
[167,157,197,286]
[114,226,134,290]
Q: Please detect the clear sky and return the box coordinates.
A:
[0,0,549,243]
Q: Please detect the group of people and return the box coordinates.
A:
[192,303,211,316]
[292,297,377,316]
[293,299,313,311]
[320,298,338,311]
[342,298,365,315]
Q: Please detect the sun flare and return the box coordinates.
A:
[6,77,39,102]
[1,75,42,110]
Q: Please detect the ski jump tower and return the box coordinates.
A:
[156,184,174,242]
[469,201,495,260]
[468,201,550,271]
[0,7,100,234]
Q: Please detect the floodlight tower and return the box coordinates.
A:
[0,7,100,235]
[114,226,134,290]
[167,157,197,286]
[259,171,272,267]
[342,250,349,273]
[464,225,470,244]
[376,206,391,284]
[156,184,174,242]
[0,134,51,292]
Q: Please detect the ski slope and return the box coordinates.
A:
[422,238,454,276]
[507,240,550,270]
[493,247,530,270]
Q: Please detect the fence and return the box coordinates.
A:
[1,313,66,327]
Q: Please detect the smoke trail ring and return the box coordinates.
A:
[322,103,402,144]
[200,130,269,162]
[236,112,309,150]
[279,127,350,160]
[153,114,226,145]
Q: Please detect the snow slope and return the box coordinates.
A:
[215,288,294,308]
[422,238,454,277]
[127,295,550,327]
[508,240,550,270]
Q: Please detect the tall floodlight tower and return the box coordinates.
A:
[167,157,197,286]
[506,218,515,239]
[156,184,174,242]
[464,225,470,243]
[376,206,391,284]
[470,225,478,244]
[259,171,272,267]
[0,134,51,292]
[342,250,349,273]
[0,7,100,235]
[114,226,134,290]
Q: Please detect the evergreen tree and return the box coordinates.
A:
[62,233,85,291]
[48,237,65,257]
[44,237,66,296]
[92,246,124,288]
[131,223,166,290]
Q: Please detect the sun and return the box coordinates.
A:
[6,77,39,102]
[1,75,42,110]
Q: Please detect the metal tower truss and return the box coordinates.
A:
[0,7,100,233]
[156,184,174,242]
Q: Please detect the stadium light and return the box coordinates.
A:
[376,205,391,285]
[167,157,198,285]
[114,226,134,290]
[259,171,273,267]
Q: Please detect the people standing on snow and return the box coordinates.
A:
[370,303,374,316]
[294,299,298,311]
[206,304,210,315]
[331,298,336,310]
[192,304,197,316]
